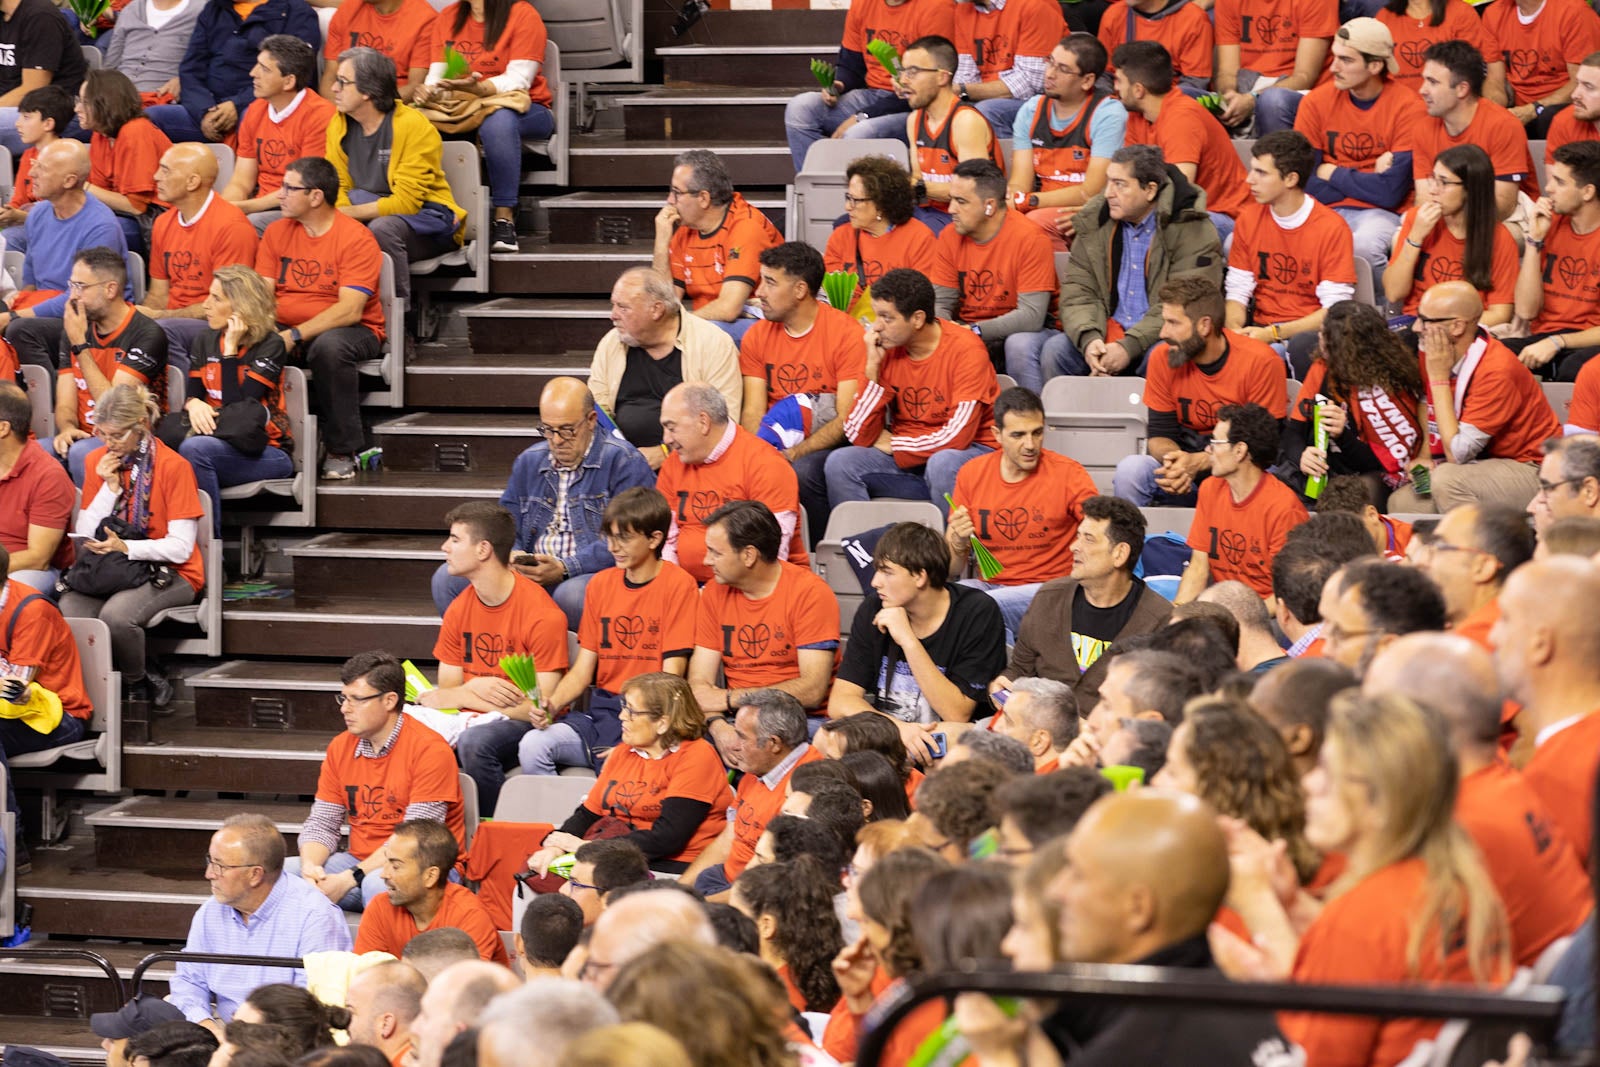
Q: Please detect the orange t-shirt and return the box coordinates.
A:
[951,449,1096,586]
[1379,514,1412,560]
[824,972,949,1067]
[695,561,839,692]
[314,713,467,859]
[326,0,436,85]
[1411,100,1537,198]
[1531,213,1600,333]
[1571,352,1600,430]
[727,744,825,879]
[1377,4,1491,92]
[150,193,260,311]
[581,738,734,864]
[236,90,340,197]
[1186,472,1309,596]
[951,0,1064,81]
[929,209,1059,325]
[7,145,36,209]
[576,561,699,695]
[1482,0,1600,106]
[1418,334,1559,465]
[1282,857,1498,1067]
[431,0,551,107]
[1215,0,1338,78]
[58,305,169,429]
[1452,597,1499,651]
[1523,711,1600,869]
[1144,329,1288,435]
[1099,0,1214,82]
[434,572,572,683]
[843,0,956,93]
[666,192,782,312]
[844,321,1000,468]
[1392,207,1518,316]
[656,425,808,583]
[739,302,868,406]
[1126,91,1250,219]
[0,577,90,719]
[89,117,171,214]
[824,220,939,296]
[1547,106,1600,163]
[1228,199,1356,325]
[80,438,204,592]
[257,212,386,340]
[353,882,509,964]
[1456,760,1591,967]
[1290,360,1424,472]
[1293,80,1425,211]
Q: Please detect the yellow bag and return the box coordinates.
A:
[0,681,63,735]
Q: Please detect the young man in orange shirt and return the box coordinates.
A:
[221,36,336,235]
[321,0,433,101]
[354,819,508,964]
[1482,0,1600,137]
[1225,129,1356,378]
[1507,141,1600,381]
[1096,0,1213,95]
[903,35,1005,236]
[416,501,569,819]
[255,156,385,480]
[1176,402,1309,601]
[1115,275,1287,506]
[1414,42,1536,223]
[1547,53,1600,163]
[1212,0,1337,134]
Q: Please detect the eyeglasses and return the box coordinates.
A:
[94,425,139,444]
[1414,313,1460,325]
[279,183,309,195]
[564,876,600,893]
[666,186,699,201]
[1426,174,1465,187]
[1538,475,1588,496]
[579,958,617,982]
[204,855,263,872]
[1428,541,1489,558]
[67,278,113,293]
[1323,621,1381,643]
[899,65,941,79]
[1205,438,1234,450]
[843,193,871,207]
[537,422,583,441]
[332,76,355,89]
[334,691,384,708]
[1043,59,1083,76]
[618,702,657,720]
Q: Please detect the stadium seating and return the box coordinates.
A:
[411,141,491,294]
[493,773,596,823]
[20,363,51,442]
[145,494,224,658]
[1041,376,1148,491]
[788,138,911,251]
[814,499,944,631]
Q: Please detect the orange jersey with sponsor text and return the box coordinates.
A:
[1125,90,1250,218]
[1026,92,1114,192]
[1143,329,1288,435]
[150,193,260,310]
[929,209,1058,325]
[236,91,339,196]
[58,306,168,428]
[1228,199,1356,324]
[1378,3,1491,92]
[1099,0,1214,82]
[1482,0,1600,106]
[1393,207,1517,316]
[430,0,551,106]
[257,212,386,340]
[914,101,1005,214]
[667,192,782,311]
[739,301,868,406]
[951,449,1096,585]
[434,572,572,683]
[577,561,699,695]
[1214,0,1338,78]
[326,0,436,86]
[1186,471,1308,596]
[844,0,957,93]
[695,561,839,693]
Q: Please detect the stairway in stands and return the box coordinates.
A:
[0,7,841,1057]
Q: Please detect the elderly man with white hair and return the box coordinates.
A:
[476,977,620,1067]
[579,887,717,991]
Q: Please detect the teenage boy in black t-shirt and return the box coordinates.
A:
[0,0,86,158]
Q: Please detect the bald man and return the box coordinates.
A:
[345,960,426,1067]
[1365,634,1591,968]
[1197,580,1288,672]
[1037,791,1295,1063]
[1389,281,1561,514]
[1493,558,1600,866]
[432,377,656,627]
[408,960,518,1067]
[581,888,716,991]
[1418,504,1533,646]
[140,143,259,370]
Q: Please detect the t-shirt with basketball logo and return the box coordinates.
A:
[1125,90,1250,219]
[667,192,782,312]
[1570,353,1600,430]
[823,220,939,296]
[951,0,1064,82]
[1411,100,1537,198]
[6,145,36,209]
[845,321,1000,468]
[150,192,260,311]
[727,745,825,879]
[577,561,699,695]
[1214,0,1338,79]
[326,0,435,88]
[1377,4,1491,92]
[695,561,840,693]
[739,301,868,407]
[1456,760,1591,968]
[1482,0,1600,107]
[314,713,467,859]
[430,0,552,107]
[435,572,572,690]
[1098,0,1214,84]
[0,577,90,720]
[1293,79,1425,211]
[656,425,808,583]
[930,209,1059,326]
[235,89,339,197]
[257,212,386,340]
[844,0,956,93]
[951,449,1096,586]
[580,739,734,864]
[1418,333,1559,464]
[1186,471,1308,596]
[1392,207,1518,317]
[57,305,169,430]
[1523,711,1600,868]
[1531,213,1600,333]
[1228,199,1356,325]
[89,116,171,214]
[1546,107,1600,164]
[1143,330,1288,438]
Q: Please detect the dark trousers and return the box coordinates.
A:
[1502,332,1600,383]
[7,317,63,373]
[295,326,381,456]
[368,216,456,305]
[1,713,87,837]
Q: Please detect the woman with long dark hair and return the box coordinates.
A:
[76,68,173,254]
[734,855,845,1013]
[1377,0,1498,93]
[1383,145,1515,328]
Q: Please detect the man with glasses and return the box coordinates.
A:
[1506,141,1600,381]
[1388,281,1561,512]
[292,650,466,911]
[1418,503,1533,647]
[1530,436,1600,536]
[219,36,335,235]
[1319,557,1447,677]
[902,35,1005,235]
[51,246,168,485]
[170,812,350,1031]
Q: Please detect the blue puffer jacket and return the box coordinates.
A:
[176,0,321,124]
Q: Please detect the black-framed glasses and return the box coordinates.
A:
[618,701,657,720]
[537,422,583,441]
[1414,313,1460,325]
[1426,173,1465,187]
[67,278,115,293]
[666,186,699,201]
[332,75,355,90]
[1538,476,1588,496]
[335,691,384,708]
[204,855,263,872]
[843,193,871,207]
[1043,59,1083,76]
[279,182,310,195]
[564,876,601,893]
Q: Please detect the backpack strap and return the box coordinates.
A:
[2,592,48,659]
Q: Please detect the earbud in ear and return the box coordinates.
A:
[985,204,994,215]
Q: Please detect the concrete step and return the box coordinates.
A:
[406,350,592,409]
[124,719,327,793]
[622,87,790,142]
[18,840,210,941]
[0,940,176,1019]
[286,532,444,600]
[0,1014,109,1063]
[544,189,787,246]
[189,659,346,733]
[316,470,504,531]
[460,298,613,357]
[645,6,845,48]
[221,593,441,659]
[371,411,537,473]
[490,240,654,296]
[88,797,311,875]
[571,133,795,188]
[659,43,836,88]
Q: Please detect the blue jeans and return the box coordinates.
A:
[1112,453,1200,506]
[430,563,591,631]
[178,435,295,536]
[144,104,207,145]
[474,103,556,208]
[974,97,1024,142]
[794,448,833,547]
[710,318,757,345]
[455,715,532,818]
[0,713,87,835]
[1332,205,1400,271]
[517,722,590,775]
[957,578,1041,644]
[912,206,952,236]
[1209,211,1234,249]
[283,852,385,911]
[693,864,733,896]
[784,87,902,170]
[1255,88,1305,134]
[1004,329,1064,393]
[824,442,992,514]
[66,435,100,487]
[9,569,58,595]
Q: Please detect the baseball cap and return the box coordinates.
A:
[1338,18,1400,74]
[90,995,186,1040]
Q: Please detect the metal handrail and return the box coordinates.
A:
[0,946,126,1003]
[856,965,1567,1066]
[131,951,305,998]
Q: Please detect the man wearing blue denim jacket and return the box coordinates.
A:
[430,378,656,629]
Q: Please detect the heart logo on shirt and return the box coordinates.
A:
[965,269,997,303]
[1218,528,1248,566]
[448,37,483,64]
[614,615,644,649]
[994,507,1029,540]
[261,138,291,173]
[1269,253,1299,285]
[775,363,811,395]
[290,259,322,287]
[689,490,723,521]
[1397,40,1430,69]
[167,249,196,280]
[900,386,935,419]
[353,30,393,52]
[472,631,506,668]
[737,623,771,659]
[1509,49,1542,79]
[860,258,886,286]
[1253,15,1285,45]
[1338,131,1379,160]
[602,778,646,816]
[1426,256,1463,284]
[1557,255,1590,290]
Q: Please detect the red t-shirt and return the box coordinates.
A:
[257,212,386,341]
[80,438,205,592]
[824,220,939,296]
[150,193,259,311]
[1523,711,1600,869]
[1125,91,1251,219]
[1531,213,1600,333]
[1143,329,1288,435]
[1099,0,1214,82]
[577,561,699,695]
[236,91,339,197]
[353,881,509,963]
[930,210,1058,325]
[950,449,1096,586]
[1419,334,1559,464]
[434,572,572,683]
[58,305,169,429]
[950,0,1064,81]
[844,321,1000,468]
[1570,352,1600,430]
[0,577,90,719]
[1214,0,1338,78]
[1392,207,1518,316]
[7,145,36,209]
[726,744,825,879]
[0,441,74,571]
[843,0,956,93]
[1294,80,1425,211]
[581,738,734,864]
[1186,472,1309,596]
[1228,199,1356,325]
[1411,100,1537,198]
[666,192,782,312]
[1377,4,1491,92]
[431,0,552,106]
[739,302,868,406]
[1547,106,1600,163]
[695,561,840,693]
[326,0,436,85]
[89,117,171,214]
[313,712,467,859]
[1482,0,1600,106]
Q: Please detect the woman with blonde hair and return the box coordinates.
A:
[565,1023,693,1067]
[175,265,295,538]
[527,672,734,875]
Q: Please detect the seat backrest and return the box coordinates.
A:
[67,616,116,736]
[798,138,911,176]
[1353,257,1375,307]
[493,774,596,822]
[1041,375,1148,417]
[21,362,52,441]
[532,0,626,69]
[166,364,184,415]
[821,499,944,544]
[1543,381,1574,422]
[206,143,235,190]
[543,39,563,140]
[125,250,146,305]
[3,249,22,290]
[0,144,14,206]
[459,771,480,850]
[280,366,311,481]
[438,141,483,245]
[82,45,103,69]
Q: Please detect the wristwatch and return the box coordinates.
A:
[957,82,971,101]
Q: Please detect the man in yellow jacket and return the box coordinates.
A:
[326,46,466,310]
